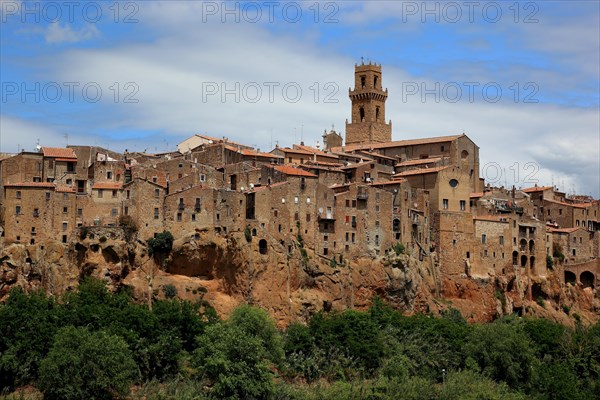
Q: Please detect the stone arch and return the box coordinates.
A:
[258,239,268,255]
[580,271,595,289]
[520,255,528,268]
[512,251,518,265]
[520,239,527,252]
[564,270,576,284]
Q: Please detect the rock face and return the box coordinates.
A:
[1,227,598,326]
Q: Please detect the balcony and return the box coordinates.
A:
[318,211,336,221]
[357,191,368,200]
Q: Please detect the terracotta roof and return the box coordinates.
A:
[42,147,77,159]
[355,150,397,160]
[522,186,554,193]
[293,144,339,159]
[547,227,582,234]
[396,157,443,167]
[544,199,591,209]
[241,149,283,158]
[341,161,375,170]
[270,165,317,177]
[394,166,449,177]
[276,147,313,155]
[304,160,344,167]
[332,134,463,152]
[370,179,406,186]
[55,185,76,193]
[4,182,55,188]
[470,192,484,198]
[92,182,123,190]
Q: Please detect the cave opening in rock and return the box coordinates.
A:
[580,271,595,289]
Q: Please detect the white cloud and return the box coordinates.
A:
[45,22,99,44]
[2,1,598,196]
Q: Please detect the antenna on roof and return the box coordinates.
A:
[301,124,304,144]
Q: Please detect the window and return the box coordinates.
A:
[45,192,51,201]
[449,179,458,188]
[111,208,117,217]
[63,207,68,214]
[481,234,487,244]
[274,209,278,217]
[484,250,488,257]
[178,163,183,168]
[466,251,470,258]
[33,208,39,217]
[460,200,466,211]
[306,213,310,222]
[63,193,68,200]
[499,235,504,245]
[200,174,206,182]
[177,212,182,222]
[294,196,299,204]
[77,208,82,216]
[559,209,562,215]
[16,205,21,214]
[154,208,159,219]
[98,189,103,198]
[443,199,449,209]
[352,200,356,208]
[376,205,380,212]
[346,232,349,241]
[15,191,21,199]
[191,214,196,222]
[48,159,54,169]
[306,197,311,204]
[352,233,355,243]
[126,190,130,199]
[107,171,113,179]
[294,212,299,221]
[112,190,117,198]
[441,145,445,152]
[124,207,128,216]
[155,189,160,198]
[346,199,350,207]
[62,222,67,231]
[152,177,157,183]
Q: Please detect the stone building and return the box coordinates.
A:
[345,62,392,146]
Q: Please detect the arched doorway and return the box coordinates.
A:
[564,271,576,284]
[258,239,268,255]
[520,255,528,268]
[580,271,595,289]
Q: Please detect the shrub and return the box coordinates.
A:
[244,226,252,243]
[562,304,571,315]
[162,284,177,299]
[39,326,138,400]
[392,242,405,255]
[118,214,138,231]
[553,242,565,262]
[192,323,273,399]
[546,254,554,269]
[148,231,174,258]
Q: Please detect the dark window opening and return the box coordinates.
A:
[259,239,268,255]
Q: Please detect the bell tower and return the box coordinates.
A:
[345,61,392,146]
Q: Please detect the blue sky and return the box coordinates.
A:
[1,0,599,195]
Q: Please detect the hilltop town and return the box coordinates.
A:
[0,62,598,323]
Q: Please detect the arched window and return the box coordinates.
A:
[376,106,380,121]
[461,150,469,159]
[359,107,365,122]
[520,255,528,267]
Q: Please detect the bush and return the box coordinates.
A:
[192,323,273,399]
[118,214,138,231]
[553,242,565,262]
[162,284,178,299]
[392,242,405,255]
[464,322,536,389]
[546,254,554,269]
[244,226,252,243]
[148,231,174,258]
[562,304,571,315]
[39,326,138,400]
[229,304,283,364]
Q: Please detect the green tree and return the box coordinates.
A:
[39,326,138,400]
[464,322,536,389]
[0,288,65,390]
[148,231,174,258]
[192,322,273,399]
[229,304,283,364]
[439,370,527,400]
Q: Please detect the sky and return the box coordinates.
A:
[1,0,599,196]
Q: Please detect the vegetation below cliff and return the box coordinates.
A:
[1,279,599,400]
